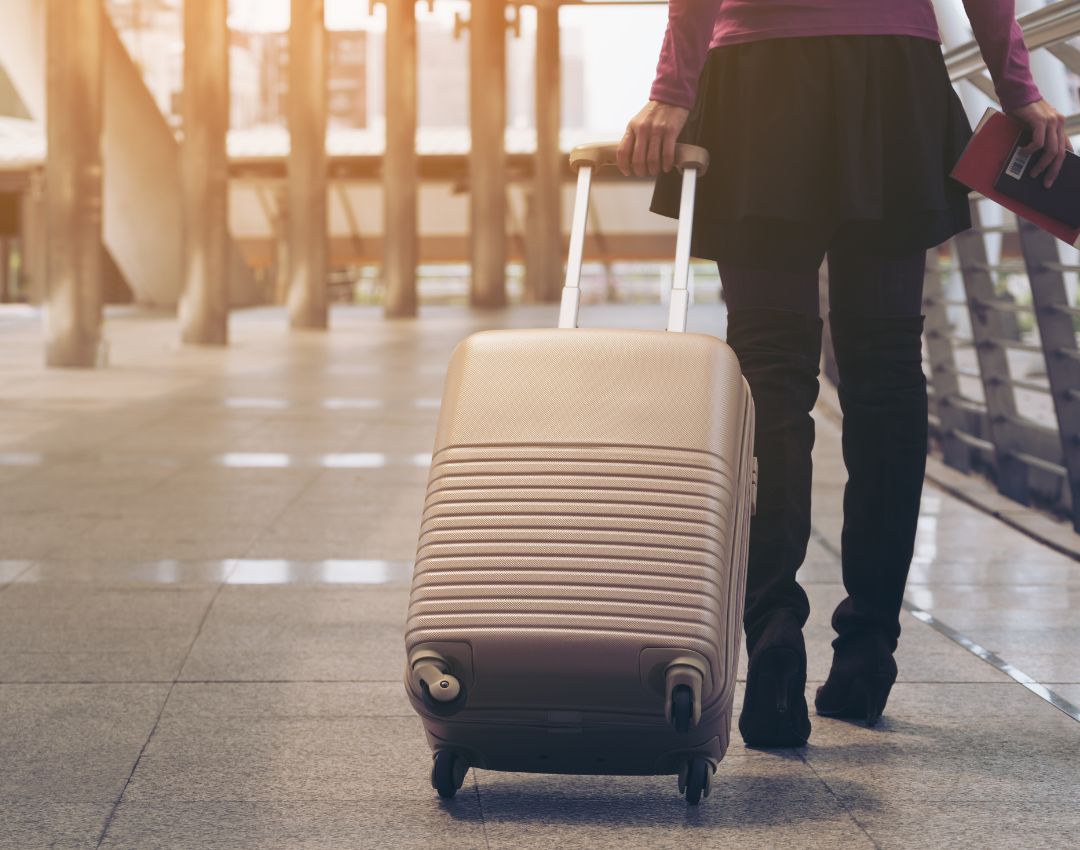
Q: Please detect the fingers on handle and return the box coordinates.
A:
[569,142,710,175]
[615,130,632,176]
[646,129,663,176]
[662,129,678,174]
[632,133,648,177]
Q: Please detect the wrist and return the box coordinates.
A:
[649,99,690,113]
[649,81,694,112]
[999,83,1043,114]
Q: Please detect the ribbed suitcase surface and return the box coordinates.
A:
[404,327,754,777]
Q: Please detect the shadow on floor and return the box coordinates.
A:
[466,763,882,827]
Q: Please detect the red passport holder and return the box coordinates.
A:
[950,107,1080,248]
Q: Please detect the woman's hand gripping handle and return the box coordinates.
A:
[616,100,691,178]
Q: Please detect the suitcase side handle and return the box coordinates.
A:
[559,142,706,333]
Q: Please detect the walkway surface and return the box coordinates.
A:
[2,303,1079,850]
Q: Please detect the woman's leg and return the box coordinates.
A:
[816,226,928,725]
[717,260,823,747]
[719,265,820,633]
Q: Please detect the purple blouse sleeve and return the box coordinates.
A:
[961,0,1042,111]
[649,1,724,110]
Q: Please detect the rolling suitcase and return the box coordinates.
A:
[404,142,757,805]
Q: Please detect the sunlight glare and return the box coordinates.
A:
[228,0,386,32]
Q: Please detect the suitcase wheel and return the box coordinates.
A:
[663,660,704,731]
[670,685,693,733]
[431,750,468,800]
[419,675,468,718]
[678,757,712,805]
[412,652,468,718]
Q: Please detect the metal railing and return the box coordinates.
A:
[917,0,1080,529]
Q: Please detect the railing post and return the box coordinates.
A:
[1015,216,1080,530]
[923,247,972,471]
[952,199,1030,503]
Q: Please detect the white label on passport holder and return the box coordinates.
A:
[1005,146,1032,180]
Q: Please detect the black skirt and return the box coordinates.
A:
[650,34,975,271]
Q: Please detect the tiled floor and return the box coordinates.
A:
[2,303,1078,850]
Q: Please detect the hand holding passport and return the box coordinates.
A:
[950,108,1080,247]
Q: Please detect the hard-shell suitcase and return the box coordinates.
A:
[404,142,757,805]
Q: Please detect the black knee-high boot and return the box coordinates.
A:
[725,307,823,747]
[815,312,928,726]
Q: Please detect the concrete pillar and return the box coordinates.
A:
[273,186,290,306]
[21,172,46,305]
[0,239,9,303]
[44,0,103,367]
[288,0,328,328]
[383,0,418,318]
[179,0,230,345]
[531,0,562,303]
[469,0,507,308]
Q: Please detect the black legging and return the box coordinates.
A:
[717,227,927,319]
[717,225,929,650]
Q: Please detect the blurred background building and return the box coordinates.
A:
[0,0,673,310]
[103,0,591,135]
[1,1,1073,309]
[0,1,1074,309]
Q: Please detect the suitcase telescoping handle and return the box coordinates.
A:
[559,142,710,333]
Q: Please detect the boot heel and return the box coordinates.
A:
[822,673,895,726]
[739,647,810,748]
[770,649,801,715]
[815,631,898,725]
[856,675,895,727]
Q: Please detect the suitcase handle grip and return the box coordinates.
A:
[569,142,710,176]
[559,142,702,332]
